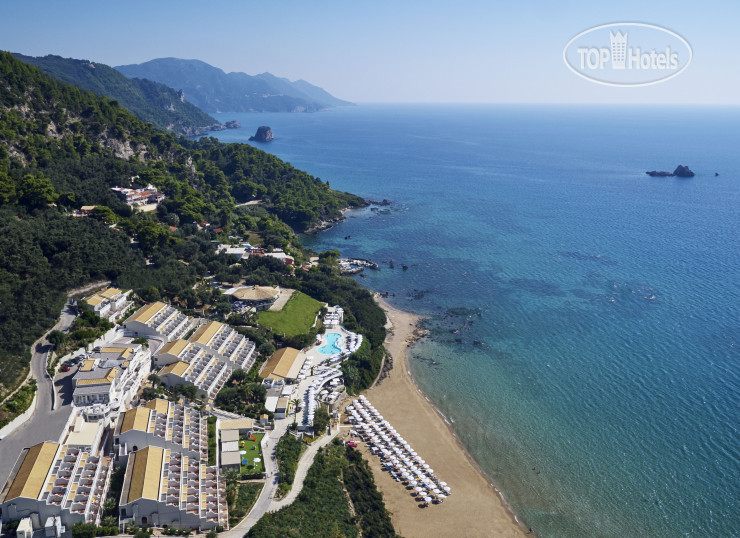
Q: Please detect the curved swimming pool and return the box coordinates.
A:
[318,332,343,355]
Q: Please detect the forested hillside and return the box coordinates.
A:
[13,53,225,137]
[0,51,369,396]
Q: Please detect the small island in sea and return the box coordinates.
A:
[646,164,695,177]
[249,125,274,142]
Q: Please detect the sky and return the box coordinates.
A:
[0,0,737,104]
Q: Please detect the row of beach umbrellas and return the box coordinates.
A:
[346,395,451,506]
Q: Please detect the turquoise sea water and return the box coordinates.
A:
[212,105,739,537]
[318,332,343,355]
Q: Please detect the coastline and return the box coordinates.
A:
[356,295,527,537]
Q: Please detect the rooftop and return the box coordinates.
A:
[124,446,163,503]
[231,286,280,302]
[220,429,239,443]
[219,418,255,431]
[158,339,189,357]
[4,442,59,502]
[160,360,189,377]
[120,407,152,434]
[189,321,223,346]
[126,301,166,324]
[260,347,301,380]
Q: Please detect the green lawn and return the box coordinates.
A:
[257,291,323,337]
[239,433,266,475]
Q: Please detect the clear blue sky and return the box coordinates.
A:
[1,0,736,104]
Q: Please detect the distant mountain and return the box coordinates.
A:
[115,58,353,113]
[12,53,228,137]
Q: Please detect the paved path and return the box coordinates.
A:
[268,425,341,510]
[223,424,340,536]
[0,301,77,486]
[221,420,288,538]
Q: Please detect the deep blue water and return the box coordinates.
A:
[212,105,740,537]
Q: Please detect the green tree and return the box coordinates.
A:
[47,329,67,348]
[70,522,98,538]
[313,405,330,436]
[19,173,57,207]
[0,171,16,204]
[91,205,118,224]
[291,398,300,418]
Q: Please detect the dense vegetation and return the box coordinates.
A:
[343,447,398,537]
[214,368,269,419]
[275,434,304,496]
[12,53,222,137]
[0,51,367,396]
[248,443,396,538]
[0,380,37,428]
[207,416,217,466]
[116,58,352,114]
[227,482,262,528]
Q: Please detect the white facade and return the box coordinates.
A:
[0,443,113,533]
[123,302,194,342]
[72,343,151,414]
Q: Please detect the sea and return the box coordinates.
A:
[211,105,739,537]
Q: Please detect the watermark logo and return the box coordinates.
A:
[563,23,692,86]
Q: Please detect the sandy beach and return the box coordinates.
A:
[351,295,526,538]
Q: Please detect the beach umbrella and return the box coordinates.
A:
[433,488,441,495]
[424,496,432,503]
[443,486,451,493]
[414,487,422,494]
[440,481,447,486]
[437,494,446,501]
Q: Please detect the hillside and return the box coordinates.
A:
[12,53,227,137]
[115,58,353,113]
[0,50,367,395]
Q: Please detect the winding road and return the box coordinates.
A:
[0,301,78,486]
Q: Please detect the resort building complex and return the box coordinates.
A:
[82,287,133,321]
[259,347,304,385]
[72,343,151,419]
[123,302,194,342]
[114,400,228,530]
[0,442,113,534]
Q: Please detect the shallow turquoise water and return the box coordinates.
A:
[212,105,739,537]
[318,332,343,355]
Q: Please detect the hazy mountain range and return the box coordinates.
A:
[116,58,353,113]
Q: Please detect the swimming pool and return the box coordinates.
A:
[318,332,343,355]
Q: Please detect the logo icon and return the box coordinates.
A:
[610,31,627,69]
[563,23,692,86]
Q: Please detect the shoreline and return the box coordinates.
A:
[356,294,528,537]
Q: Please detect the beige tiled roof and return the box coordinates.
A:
[76,366,118,386]
[120,407,151,434]
[145,398,169,416]
[260,347,300,379]
[160,361,189,377]
[99,287,121,299]
[5,442,59,501]
[85,295,105,306]
[126,446,163,502]
[189,321,223,346]
[231,286,279,301]
[127,302,166,324]
[159,339,189,357]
